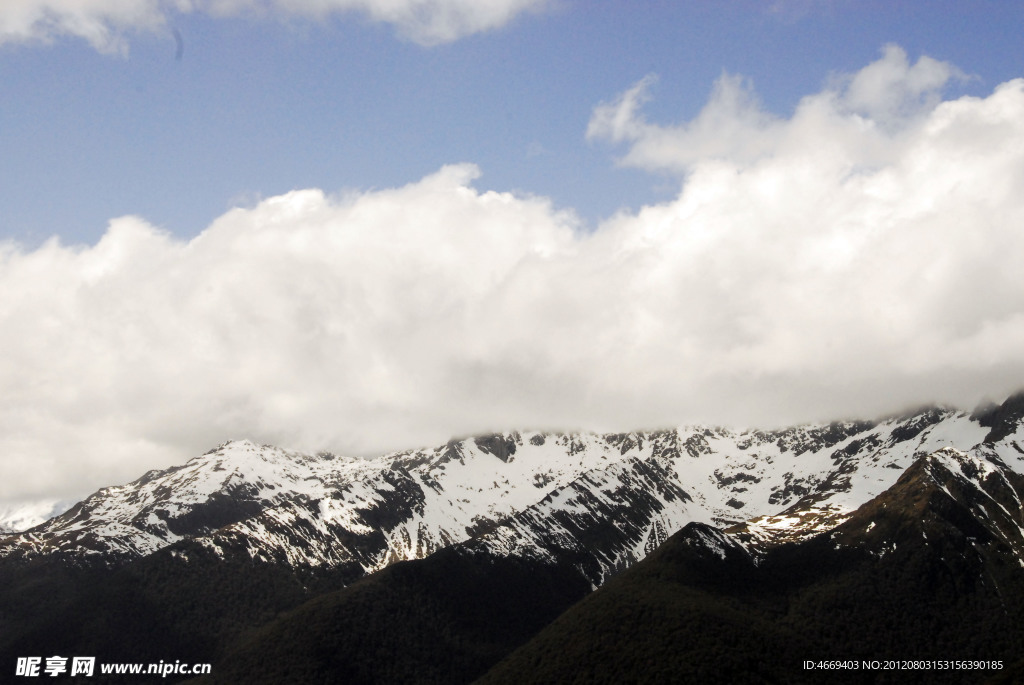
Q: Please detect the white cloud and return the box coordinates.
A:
[3,47,1024,507]
[0,0,166,53]
[838,44,968,124]
[588,45,968,173]
[587,72,785,172]
[0,0,547,51]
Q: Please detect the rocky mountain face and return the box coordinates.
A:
[3,393,1024,683]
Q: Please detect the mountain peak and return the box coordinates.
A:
[975,390,1024,444]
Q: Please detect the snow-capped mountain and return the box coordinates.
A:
[470,408,999,584]
[206,411,1024,685]
[3,394,1024,589]
[468,409,1024,685]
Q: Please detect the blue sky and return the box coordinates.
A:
[3,1,1022,245]
[4,0,1024,518]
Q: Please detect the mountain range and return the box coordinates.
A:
[3,393,1024,683]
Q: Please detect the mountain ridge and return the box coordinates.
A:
[2,399,1016,589]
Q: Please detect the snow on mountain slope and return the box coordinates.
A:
[2,399,1020,590]
[0,440,374,560]
[187,432,647,573]
[473,410,992,584]
[0,432,643,568]
[824,444,1024,566]
[732,408,989,548]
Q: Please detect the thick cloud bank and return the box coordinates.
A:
[3,46,1024,504]
[0,0,546,51]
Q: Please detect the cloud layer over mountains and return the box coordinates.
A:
[3,46,1024,503]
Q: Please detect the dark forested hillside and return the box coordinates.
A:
[0,542,355,683]
[191,548,590,685]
